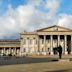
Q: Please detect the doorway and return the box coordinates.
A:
[67,35,71,54]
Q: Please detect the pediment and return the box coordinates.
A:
[36,25,72,32]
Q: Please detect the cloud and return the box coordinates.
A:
[58,14,72,29]
[0,0,61,39]
[0,3,36,39]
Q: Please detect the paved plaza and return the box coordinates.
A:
[0,55,72,72]
[0,60,72,72]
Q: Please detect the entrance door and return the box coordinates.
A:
[67,41,71,54]
[67,35,71,54]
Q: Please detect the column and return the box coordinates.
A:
[27,38,29,55]
[50,35,53,55]
[1,48,4,55]
[33,38,35,54]
[64,35,68,55]
[20,38,23,56]
[43,35,46,55]
[37,36,40,55]
[3,48,5,54]
[9,47,11,54]
[58,35,60,46]
[14,47,16,55]
[71,35,72,54]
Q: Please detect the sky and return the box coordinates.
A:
[0,0,72,39]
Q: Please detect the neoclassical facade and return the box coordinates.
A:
[20,25,72,56]
[0,25,72,56]
[0,40,20,56]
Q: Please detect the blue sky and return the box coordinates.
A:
[0,0,72,39]
[59,0,72,14]
[0,0,28,15]
[0,0,72,15]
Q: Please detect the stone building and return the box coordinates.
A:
[20,25,72,56]
[0,40,20,56]
[0,25,72,56]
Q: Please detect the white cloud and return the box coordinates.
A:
[58,14,72,28]
[0,0,61,39]
[46,0,60,11]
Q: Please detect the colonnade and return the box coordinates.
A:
[38,35,72,55]
[0,47,20,56]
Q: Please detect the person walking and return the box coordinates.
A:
[58,45,62,59]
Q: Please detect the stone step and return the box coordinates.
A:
[58,59,70,63]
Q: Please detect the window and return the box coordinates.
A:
[23,39,26,44]
[54,40,56,43]
[29,39,32,44]
[42,48,44,52]
[48,40,50,43]
[34,39,37,44]
[27,37,30,44]
[33,37,35,39]
[48,48,50,51]
[27,37,29,39]
[24,48,26,52]
[42,39,44,44]
[35,40,37,44]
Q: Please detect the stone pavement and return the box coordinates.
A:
[0,55,72,72]
[0,55,72,65]
[0,61,72,72]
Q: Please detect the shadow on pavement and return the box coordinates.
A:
[0,56,72,66]
[0,56,59,66]
[45,69,72,72]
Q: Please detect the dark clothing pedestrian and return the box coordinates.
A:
[58,45,62,59]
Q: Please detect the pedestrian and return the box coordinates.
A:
[58,45,62,59]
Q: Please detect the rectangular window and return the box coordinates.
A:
[54,40,57,43]
[42,39,44,44]
[42,48,44,52]
[29,39,32,44]
[48,40,50,43]
[35,40,37,44]
[34,39,37,44]
[24,48,26,52]
[23,39,26,44]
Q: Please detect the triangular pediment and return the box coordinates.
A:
[36,25,72,32]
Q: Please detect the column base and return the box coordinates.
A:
[70,52,72,55]
[42,52,46,55]
[65,51,68,55]
[50,52,53,55]
[37,52,40,55]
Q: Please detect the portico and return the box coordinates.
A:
[38,35,72,55]
[20,25,72,56]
